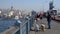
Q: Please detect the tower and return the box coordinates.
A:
[49,0,54,10]
[11,6,13,11]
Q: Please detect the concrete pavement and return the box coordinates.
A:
[29,18,60,34]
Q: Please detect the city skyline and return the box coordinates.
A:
[0,0,60,12]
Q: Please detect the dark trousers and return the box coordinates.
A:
[48,21,51,29]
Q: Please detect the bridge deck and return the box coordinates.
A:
[29,18,60,34]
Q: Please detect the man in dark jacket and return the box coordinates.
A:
[47,12,51,29]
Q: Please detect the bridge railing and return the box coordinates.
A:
[1,16,34,34]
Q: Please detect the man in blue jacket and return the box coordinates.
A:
[47,12,51,29]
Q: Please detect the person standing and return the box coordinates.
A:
[40,13,43,20]
[39,13,43,24]
[47,12,51,29]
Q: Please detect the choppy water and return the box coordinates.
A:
[0,18,16,33]
[0,18,27,33]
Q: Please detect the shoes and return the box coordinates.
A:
[47,28,51,29]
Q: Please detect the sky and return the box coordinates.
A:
[0,0,60,12]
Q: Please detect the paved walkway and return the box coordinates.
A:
[29,18,60,34]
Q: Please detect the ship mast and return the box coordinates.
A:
[49,0,54,10]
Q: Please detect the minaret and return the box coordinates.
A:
[11,6,13,11]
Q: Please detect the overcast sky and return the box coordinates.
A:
[0,0,60,12]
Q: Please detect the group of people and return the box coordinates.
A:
[34,12,51,31]
[35,13,43,20]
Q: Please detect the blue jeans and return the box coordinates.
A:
[48,21,51,29]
